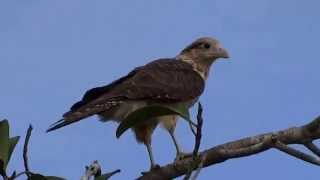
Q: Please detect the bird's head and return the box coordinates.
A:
[179,37,229,62]
[177,37,229,79]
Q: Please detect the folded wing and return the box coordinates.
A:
[47,59,205,132]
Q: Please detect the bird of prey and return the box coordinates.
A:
[47,37,229,169]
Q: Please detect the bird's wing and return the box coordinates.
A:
[47,59,205,132]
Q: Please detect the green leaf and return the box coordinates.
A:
[8,136,20,164]
[0,120,9,169]
[116,104,191,138]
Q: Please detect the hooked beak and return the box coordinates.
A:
[217,47,230,59]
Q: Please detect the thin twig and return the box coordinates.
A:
[23,125,33,178]
[274,140,320,166]
[13,171,32,179]
[184,103,204,180]
[193,102,203,157]
[102,169,121,179]
[9,171,16,180]
[304,142,320,157]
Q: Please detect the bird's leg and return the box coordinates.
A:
[168,130,193,161]
[133,121,159,171]
[161,115,191,160]
[169,130,183,155]
[145,142,160,170]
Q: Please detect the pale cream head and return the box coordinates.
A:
[177,37,229,79]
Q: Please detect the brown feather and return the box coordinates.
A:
[47,59,205,132]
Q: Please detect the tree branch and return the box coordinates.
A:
[273,140,320,165]
[184,103,204,180]
[100,169,121,180]
[304,142,320,157]
[23,125,33,178]
[137,116,320,180]
[192,103,203,158]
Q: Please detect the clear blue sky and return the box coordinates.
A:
[1,0,319,179]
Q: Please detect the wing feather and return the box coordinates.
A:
[47,59,204,132]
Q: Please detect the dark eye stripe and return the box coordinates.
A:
[181,41,210,53]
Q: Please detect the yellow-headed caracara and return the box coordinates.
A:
[47,37,229,169]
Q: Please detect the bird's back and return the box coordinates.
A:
[47,58,205,132]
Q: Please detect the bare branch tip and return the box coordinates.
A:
[23,125,34,177]
[305,142,320,157]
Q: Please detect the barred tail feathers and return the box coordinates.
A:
[47,103,115,132]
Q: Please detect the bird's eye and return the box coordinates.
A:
[203,43,210,49]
